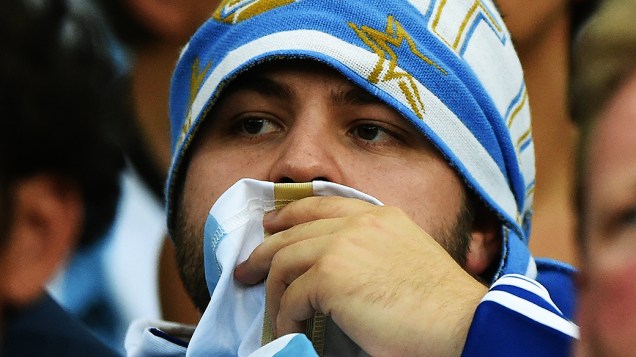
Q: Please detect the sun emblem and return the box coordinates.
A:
[213,0,297,24]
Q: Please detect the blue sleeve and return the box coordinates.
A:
[461,274,577,357]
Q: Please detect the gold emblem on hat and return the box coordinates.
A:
[178,57,212,148]
[213,0,297,24]
[349,16,447,120]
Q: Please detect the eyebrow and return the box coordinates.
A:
[331,86,385,106]
[224,76,294,101]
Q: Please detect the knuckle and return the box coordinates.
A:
[314,252,341,276]
[270,246,290,272]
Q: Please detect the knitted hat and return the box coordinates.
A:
[167,0,535,278]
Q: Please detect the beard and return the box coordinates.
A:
[174,205,210,313]
[173,194,478,313]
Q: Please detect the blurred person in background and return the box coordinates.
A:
[95,0,223,327]
[49,0,219,352]
[0,0,123,354]
[570,0,636,355]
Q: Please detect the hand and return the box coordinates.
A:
[234,196,487,356]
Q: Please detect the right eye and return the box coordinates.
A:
[612,205,636,238]
[231,116,282,137]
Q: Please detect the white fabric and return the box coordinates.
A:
[106,169,165,325]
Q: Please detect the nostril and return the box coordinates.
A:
[312,177,329,182]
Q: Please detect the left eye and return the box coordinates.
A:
[351,123,400,145]
[232,116,281,137]
[242,118,266,134]
[620,207,636,227]
[355,124,382,141]
[601,204,636,242]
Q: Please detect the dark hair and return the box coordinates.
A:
[0,154,9,248]
[570,0,600,44]
[0,0,125,248]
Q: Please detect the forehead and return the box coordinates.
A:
[586,72,636,199]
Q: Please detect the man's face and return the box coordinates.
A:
[175,61,472,310]
[578,71,636,356]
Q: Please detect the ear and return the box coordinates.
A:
[0,175,83,306]
[126,0,219,43]
[464,207,501,277]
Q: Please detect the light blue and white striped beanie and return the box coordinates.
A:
[166,0,536,279]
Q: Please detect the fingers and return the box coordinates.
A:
[228,196,486,356]
[273,268,323,337]
[235,196,377,284]
[234,216,347,284]
[264,237,333,335]
[233,197,406,340]
[264,195,377,233]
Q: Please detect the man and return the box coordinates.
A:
[128,0,577,355]
[570,0,636,355]
[0,0,123,355]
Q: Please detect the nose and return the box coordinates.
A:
[268,127,343,184]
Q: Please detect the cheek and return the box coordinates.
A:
[355,161,464,235]
[182,147,274,227]
[181,153,235,231]
[582,255,636,350]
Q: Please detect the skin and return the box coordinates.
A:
[0,175,83,308]
[176,61,498,355]
[577,71,636,356]
[127,0,219,44]
[128,0,222,180]
[0,190,7,332]
[496,0,569,49]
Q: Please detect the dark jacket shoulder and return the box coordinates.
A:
[2,293,121,357]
